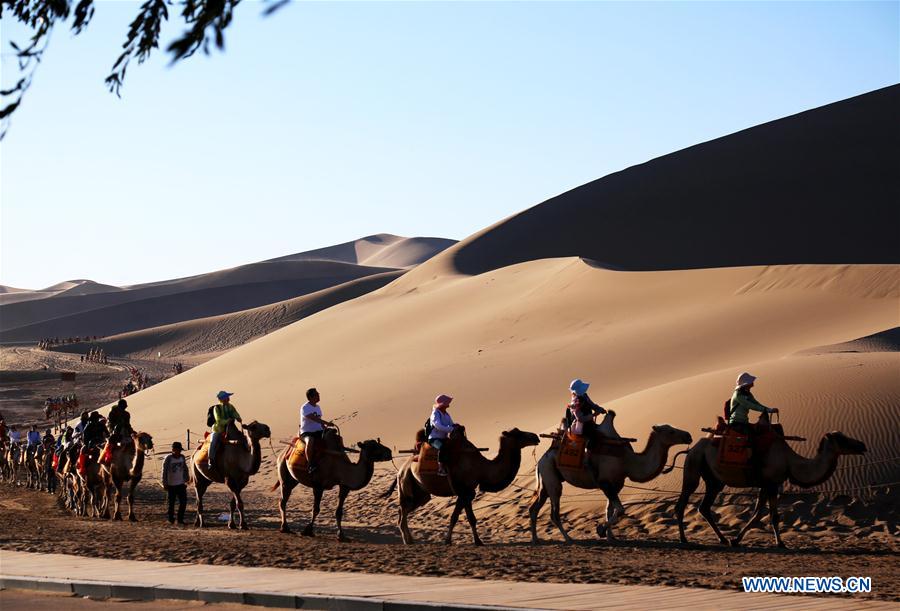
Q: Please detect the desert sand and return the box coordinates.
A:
[1,87,897,593]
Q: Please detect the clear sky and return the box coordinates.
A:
[1,1,897,289]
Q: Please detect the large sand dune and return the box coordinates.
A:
[117,87,899,499]
[0,235,455,339]
[53,270,404,360]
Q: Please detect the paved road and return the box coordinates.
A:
[0,589,253,610]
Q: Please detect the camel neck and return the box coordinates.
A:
[130,438,145,478]
[244,437,263,475]
[624,432,669,483]
[343,449,376,491]
[478,438,521,493]
[786,437,839,488]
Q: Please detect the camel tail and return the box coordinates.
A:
[662,449,689,474]
[271,480,281,492]
[382,477,398,499]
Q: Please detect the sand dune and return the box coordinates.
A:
[0,235,454,339]
[53,270,404,360]
[266,233,457,268]
[110,87,900,508]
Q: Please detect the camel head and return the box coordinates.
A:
[819,432,867,456]
[135,432,154,451]
[243,421,271,441]
[500,428,541,449]
[650,424,693,447]
[356,438,393,462]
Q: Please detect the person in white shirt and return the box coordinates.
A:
[161,442,190,525]
[429,394,457,476]
[300,387,333,473]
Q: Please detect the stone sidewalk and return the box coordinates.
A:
[0,550,892,610]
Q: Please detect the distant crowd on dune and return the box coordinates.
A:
[38,336,102,350]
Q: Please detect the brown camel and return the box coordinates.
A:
[76,446,109,518]
[56,443,81,511]
[192,421,271,530]
[3,443,21,485]
[24,444,41,489]
[101,432,154,521]
[530,412,692,543]
[275,430,393,539]
[670,430,866,548]
[388,427,540,545]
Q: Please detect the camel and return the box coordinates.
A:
[529,412,692,543]
[274,430,393,540]
[24,444,42,489]
[670,430,866,548]
[388,427,541,545]
[192,421,271,530]
[101,432,154,521]
[4,443,21,485]
[76,445,109,518]
[56,443,81,511]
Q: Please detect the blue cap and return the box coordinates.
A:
[569,379,590,395]
[217,391,233,401]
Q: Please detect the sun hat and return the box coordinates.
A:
[735,372,757,389]
[217,390,234,401]
[434,394,453,408]
[569,379,590,396]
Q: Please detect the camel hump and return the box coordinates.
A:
[322,428,344,450]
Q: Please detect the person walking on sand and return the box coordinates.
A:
[209,391,242,465]
[300,387,333,474]
[161,441,190,524]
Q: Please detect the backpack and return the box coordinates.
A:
[423,416,433,439]
[723,399,731,421]
[206,405,216,428]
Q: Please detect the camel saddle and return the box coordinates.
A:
[553,432,627,470]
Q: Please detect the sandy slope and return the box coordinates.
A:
[0,235,455,339]
[53,270,404,359]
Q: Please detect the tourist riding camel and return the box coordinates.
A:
[427,394,457,476]
[668,373,867,548]
[389,422,541,545]
[275,422,392,540]
[530,410,692,543]
[728,372,778,435]
[192,418,270,530]
[108,399,133,441]
[564,379,607,461]
[209,391,242,467]
[76,438,110,518]
[299,387,333,474]
[100,430,154,521]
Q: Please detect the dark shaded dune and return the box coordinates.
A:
[800,326,900,354]
[50,271,403,358]
[450,85,900,275]
[0,260,394,333]
[0,266,395,342]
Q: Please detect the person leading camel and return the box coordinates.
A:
[162,441,190,525]
[300,387,333,474]
[429,394,457,476]
[209,391,242,466]
[729,372,778,434]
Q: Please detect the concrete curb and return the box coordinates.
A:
[0,575,531,610]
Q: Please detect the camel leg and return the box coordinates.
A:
[302,487,323,537]
[278,477,298,534]
[445,497,466,545]
[113,481,124,521]
[675,455,703,545]
[767,489,786,549]
[462,496,484,546]
[731,490,768,547]
[697,477,728,546]
[528,488,549,544]
[600,489,625,541]
[549,489,573,544]
[126,479,139,522]
[236,490,249,531]
[194,475,210,528]
[335,486,350,542]
[227,496,237,530]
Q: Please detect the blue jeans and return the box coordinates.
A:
[428,437,448,464]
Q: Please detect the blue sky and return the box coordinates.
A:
[1,1,897,289]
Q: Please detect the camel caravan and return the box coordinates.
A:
[1,372,868,550]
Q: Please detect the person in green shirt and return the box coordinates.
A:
[209,390,242,464]
[729,372,778,434]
